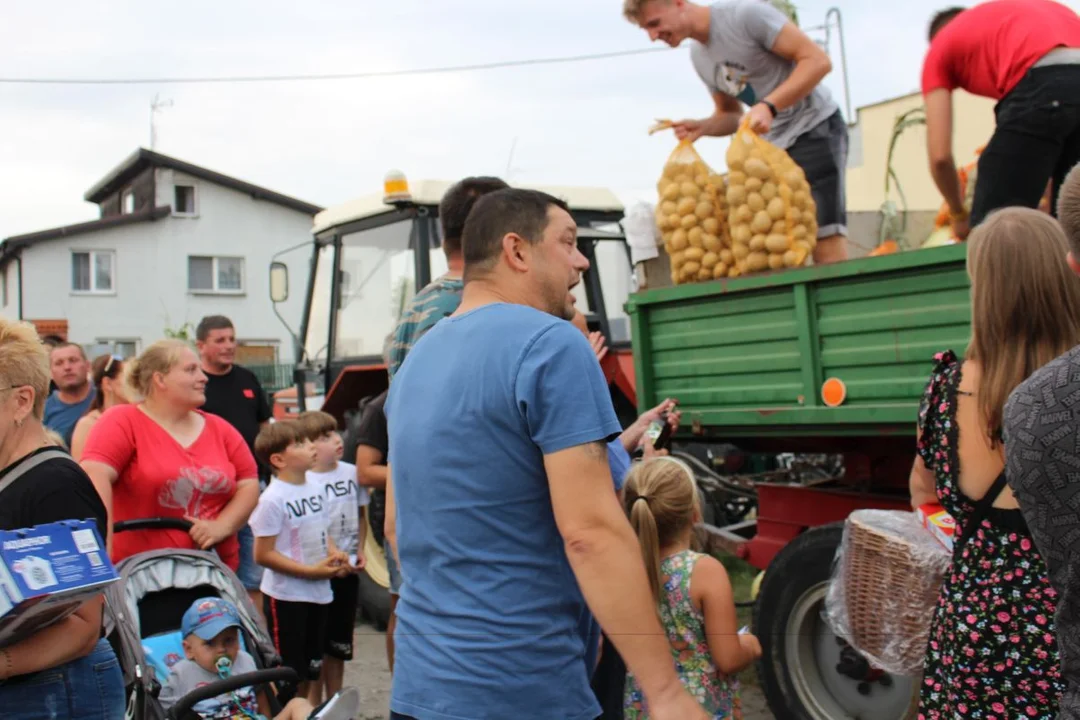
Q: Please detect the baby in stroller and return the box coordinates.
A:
[159,597,358,720]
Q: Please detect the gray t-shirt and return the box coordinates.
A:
[689,0,837,149]
[1003,345,1080,719]
[159,651,259,719]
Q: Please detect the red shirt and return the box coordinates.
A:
[921,0,1080,100]
[82,405,258,570]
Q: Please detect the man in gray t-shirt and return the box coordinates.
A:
[624,0,849,264]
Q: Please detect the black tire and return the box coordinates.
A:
[356,567,391,632]
[754,523,919,720]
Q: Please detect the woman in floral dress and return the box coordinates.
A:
[909,208,1080,718]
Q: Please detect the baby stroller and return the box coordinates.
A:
[104,518,298,720]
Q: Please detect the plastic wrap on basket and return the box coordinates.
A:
[824,509,951,675]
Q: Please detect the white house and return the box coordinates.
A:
[0,149,322,365]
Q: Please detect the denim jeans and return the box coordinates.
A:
[0,638,125,719]
[972,63,1080,226]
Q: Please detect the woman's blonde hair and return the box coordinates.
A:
[125,340,191,400]
[0,317,50,419]
[623,457,700,604]
[967,207,1080,445]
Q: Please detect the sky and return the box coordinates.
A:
[1,0,1077,240]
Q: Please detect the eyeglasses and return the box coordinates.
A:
[0,384,28,393]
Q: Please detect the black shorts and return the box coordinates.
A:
[787,110,849,239]
[264,597,328,699]
[325,575,360,660]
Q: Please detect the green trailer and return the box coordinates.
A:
[625,243,971,720]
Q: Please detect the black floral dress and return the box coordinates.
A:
[917,351,1064,719]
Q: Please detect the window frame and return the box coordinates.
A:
[71,249,116,295]
[173,184,198,217]
[187,255,245,295]
[122,189,135,215]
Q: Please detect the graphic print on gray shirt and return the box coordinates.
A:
[159,651,259,718]
[1004,345,1080,719]
[689,0,837,149]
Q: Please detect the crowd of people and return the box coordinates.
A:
[2,1,1080,719]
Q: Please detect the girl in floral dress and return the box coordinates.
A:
[909,208,1080,719]
[622,457,760,719]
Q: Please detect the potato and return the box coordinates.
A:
[751,211,773,234]
[767,197,787,221]
[765,233,791,253]
[793,190,810,209]
[749,234,767,252]
[793,240,813,255]
[682,261,701,277]
[671,250,686,266]
[789,207,802,224]
[732,243,750,260]
[747,193,766,213]
[697,267,713,281]
[728,267,742,278]
[694,172,709,188]
[731,224,752,245]
[677,197,697,215]
[728,136,750,167]
[746,252,770,272]
[680,182,701,198]
[736,259,748,273]
[703,234,723,253]
[784,168,806,186]
[745,177,764,193]
[713,262,728,279]
[702,217,720,235]
[680,214,699,230]
[785,246,809,267]
[671,270,680,285]
[656,213,673,231]
[728,170,747,186]
[768,253,785,270]
[695,201,714,220]
[779,184,794,202]
[661,200,678,216]
[661,183,679,201]
[684,247,705,262]
[701,251,719,269]
[745,158,772,180]
[727,185,747,207]
[673,174,691,185]
[771,221,787,234]
[792,225,808,240]
[671,229,689,251]
[720,248,735,265]
[760,182,778,201]
[733,205,753,224]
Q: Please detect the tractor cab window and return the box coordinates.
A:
[303,243,333,367]
[331,217,448,361]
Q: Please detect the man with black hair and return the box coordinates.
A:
[384,188,707,720]
[195,314,271,610]
[922,1,1080,239]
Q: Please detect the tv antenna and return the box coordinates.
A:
[150,93,173,149]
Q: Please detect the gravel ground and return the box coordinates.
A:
[343,621,775,719]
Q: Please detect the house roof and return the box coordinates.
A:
[0,206,172,263]
[313,179,624,236]
[84,148,323,216]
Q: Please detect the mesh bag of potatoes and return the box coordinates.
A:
[655,140,734,285]
[725,123,818,274]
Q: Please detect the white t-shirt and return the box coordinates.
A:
[248,477,333,604]
[309,461,369,561]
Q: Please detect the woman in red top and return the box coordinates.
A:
[81,339,259,570]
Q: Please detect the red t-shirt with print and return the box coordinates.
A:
[921,0,1080,100]
[82,405,258,570]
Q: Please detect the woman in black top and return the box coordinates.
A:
[0,318,124,719]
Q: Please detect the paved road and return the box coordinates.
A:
[343,622,775,719]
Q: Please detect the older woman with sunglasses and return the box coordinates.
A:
[70,354,129,461]
[0,318,125,719]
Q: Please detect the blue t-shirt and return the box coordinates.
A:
[385,303,623,720]
[43,388,96,446]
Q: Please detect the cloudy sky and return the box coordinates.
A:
[1,0,1076,240]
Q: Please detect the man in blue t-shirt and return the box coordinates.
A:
[43,342,96,446]
[384,188,707,720]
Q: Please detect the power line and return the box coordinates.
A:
[0,47,674,86]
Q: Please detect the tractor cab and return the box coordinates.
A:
[270,173,639,427]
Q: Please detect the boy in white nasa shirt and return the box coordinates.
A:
[249,421,350,706]
[297,411,369,704]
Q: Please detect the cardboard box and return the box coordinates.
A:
[917,503,956,551]
[0,520,118,648]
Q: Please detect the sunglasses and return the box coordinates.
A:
[103,354,124,376]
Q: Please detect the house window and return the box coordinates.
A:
[122,190,135,214]
[188,256,244,293]
[174,185,196,215]
[72,251,115,293]
[94,339,138,359]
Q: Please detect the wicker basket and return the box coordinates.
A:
[828,510,951,675]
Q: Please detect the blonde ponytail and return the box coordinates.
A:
[629,495,663,604]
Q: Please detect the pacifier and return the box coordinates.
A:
[215,655,233,678]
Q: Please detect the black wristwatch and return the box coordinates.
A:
[762,100,779,117]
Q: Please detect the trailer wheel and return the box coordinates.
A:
[754,524,919,720]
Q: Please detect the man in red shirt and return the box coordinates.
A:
[922,1,1080,239]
